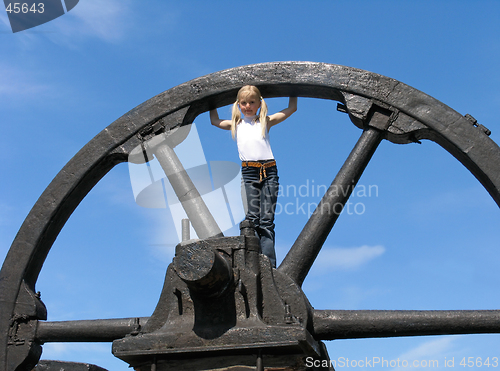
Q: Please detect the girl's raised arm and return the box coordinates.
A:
[210,109,232,130]
[267,97,297,129]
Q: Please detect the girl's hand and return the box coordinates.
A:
[210,109,231,130]
[267,97,297,129]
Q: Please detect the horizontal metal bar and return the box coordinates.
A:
[313,310,500,340]
[37,309,500,343]
[36,317,149,343]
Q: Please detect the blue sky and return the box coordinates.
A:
[1,1,500,370]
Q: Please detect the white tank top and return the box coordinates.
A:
[236,116,274,161]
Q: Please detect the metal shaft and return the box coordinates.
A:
[36,318,148,343]
[173,240,232,297]
[148,134,223,239]
[313,310,500,340]
[279,127,382,286]
[182,218,190,241]
[36,309,500,343]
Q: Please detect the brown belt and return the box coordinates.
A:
[242,160,276,182]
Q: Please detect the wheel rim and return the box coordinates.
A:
[1,61,499,370]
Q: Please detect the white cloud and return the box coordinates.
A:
[40,342,128,370]
[41,342,110,361]
[39,0,135,46]
[0,63,52,99]
[314,245,386,271]
[41,342,71,358]
[392,337,457,371]
[0,10,10,30]
[64,0,133,42]
[1,0,135,48]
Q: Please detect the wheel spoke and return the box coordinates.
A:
[146,130,223,239]
[278,126,383,286]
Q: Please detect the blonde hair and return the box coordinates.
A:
[230,85,268,139]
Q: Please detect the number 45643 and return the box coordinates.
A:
[460,357,499,367]
[5,3,45,14]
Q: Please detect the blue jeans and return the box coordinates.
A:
[241,162,279,267]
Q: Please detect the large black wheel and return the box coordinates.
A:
[1,62,499,370]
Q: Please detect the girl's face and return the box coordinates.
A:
[238,93,261,117]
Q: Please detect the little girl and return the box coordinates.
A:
[210,85,297,267]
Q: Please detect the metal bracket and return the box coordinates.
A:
[465,113,491,136]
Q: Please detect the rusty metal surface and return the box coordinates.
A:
[313,310,500,340]
[1,62,499,370]
[36,318,147,343]
[34,360,107,371]
[112,223,322,370]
